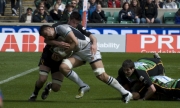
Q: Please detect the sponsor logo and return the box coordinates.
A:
[1,27,180,35]
[97,42,120,49]
[126,34,180,53]
[139,76,144,81]
[0,33,45,52]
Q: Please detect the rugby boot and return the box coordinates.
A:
[154,53,161,59]
[122,92,133,103]
[41,82,52,100]
[75,84,90,99]
[28,93,37,102]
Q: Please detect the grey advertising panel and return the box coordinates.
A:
[94,34,126,52]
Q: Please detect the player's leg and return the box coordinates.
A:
[171,80,180,99]
[41,55,64,100]
[153,53,161,59]
[90,60,132,103]
[28,65,50,101]
[41,71,64,100]
[59,57,90,98]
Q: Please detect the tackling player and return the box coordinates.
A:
[28,12,97,101]
[39,24,133,103]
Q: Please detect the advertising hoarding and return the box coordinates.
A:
[126,34,180,53]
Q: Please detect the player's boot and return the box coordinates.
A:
[75,84,90,99]
[154,53,161,59]
[28,93,37,102]
[122,92,133,103]
[41,82,52,100]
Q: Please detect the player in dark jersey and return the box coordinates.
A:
[28,12,97,101]
[150,75,180,100]
[133,75,180,100]
[39,24,132,103]
[117,53,165,100]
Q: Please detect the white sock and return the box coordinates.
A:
[107,76,128,95]
[66,70,86,87]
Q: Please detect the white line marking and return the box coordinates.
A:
[0,67,38,85]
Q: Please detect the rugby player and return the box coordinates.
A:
[133,75,180,100]
[117,53,165,100]
[28,12,96,101]
[39,24,133,103]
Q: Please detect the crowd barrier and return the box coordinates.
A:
[0,24,179,53]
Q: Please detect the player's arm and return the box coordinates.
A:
[44,39,70,49]
[142,84,156,100]
[64,31,78,53]
[77,24,97,55]
[137,71,156,100]
[55,25,79,56]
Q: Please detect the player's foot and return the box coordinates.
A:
[75,85,90,99]
[122,92,132,103]
[28,93,37,102]
[153,53,161,59]
[41,82,52,100]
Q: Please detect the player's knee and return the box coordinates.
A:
[96,72,107,82]
[39,76,48,83]
[51,80,62,92]
[38,71,48,83]
[60,59,72,72]
[94,68,105,76]
[51,85,61,92]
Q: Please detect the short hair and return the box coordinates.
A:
[122,59,135,69]
[39,25,52,36]
[69,12,81,21]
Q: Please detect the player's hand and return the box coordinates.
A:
[57,41,70,49]
[91,43,97,60]
[51,52,62,61]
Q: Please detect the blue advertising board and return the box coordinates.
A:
[0,26,180,35]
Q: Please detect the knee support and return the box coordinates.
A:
[52,79,63,86]
[39,70,49,76]
[62,59,73,69]
[93,68,105,76]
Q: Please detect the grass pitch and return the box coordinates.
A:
[0,52,179,108]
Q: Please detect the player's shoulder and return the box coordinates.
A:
[135,69,147,76]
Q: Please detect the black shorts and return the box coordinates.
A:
[38,47,62,73]
[138,58,165,76]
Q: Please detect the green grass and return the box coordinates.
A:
[0,52,180,108]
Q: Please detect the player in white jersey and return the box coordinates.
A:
[39,24,132,103]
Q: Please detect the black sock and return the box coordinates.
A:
[33,81,43,95]
[47,83,52,90]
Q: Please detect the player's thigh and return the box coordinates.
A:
[51,71,64,82]
[90,60,104,70]
[51,71,64,91]
[62,57,85,69]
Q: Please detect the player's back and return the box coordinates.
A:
[151,76,178,89]
[135,58,164,76]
